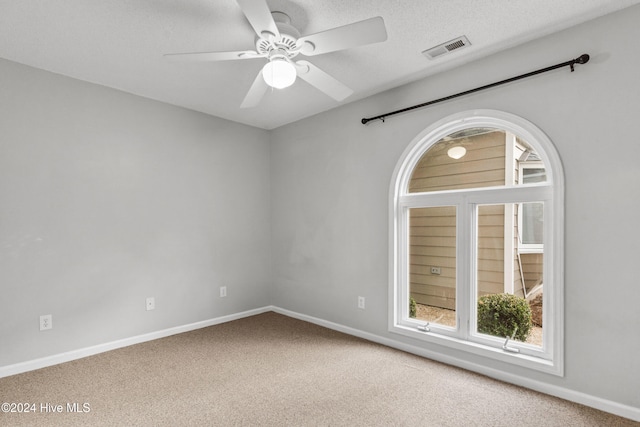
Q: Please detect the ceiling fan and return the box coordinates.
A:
[164,0,387,108]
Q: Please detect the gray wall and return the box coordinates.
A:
[0,59,272,366]
[270,6,640,409]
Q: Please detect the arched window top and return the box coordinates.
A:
[394,110,563,198]
[407,128,546,193]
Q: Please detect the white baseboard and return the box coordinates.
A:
[2,305,638,422]
[0,306,272,379]
[271,306,640,423]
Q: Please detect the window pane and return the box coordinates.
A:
[521,202,544,244]
[408,206,456,327]
[522,168,546,184]
[476,204,542,347]
[408,128,506,193]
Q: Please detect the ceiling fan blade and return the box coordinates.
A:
[295,60,353,102]
[297,16,387,56]
[164,50,262,62]
[240,69,269,108]
[236,0,280,39]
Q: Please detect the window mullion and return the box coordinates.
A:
[457,198,472,339]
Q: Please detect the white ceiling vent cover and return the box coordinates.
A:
[422,36,471,59]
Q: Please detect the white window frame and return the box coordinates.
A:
[389,110,564,376]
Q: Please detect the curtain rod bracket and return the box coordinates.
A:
[361,53,590,125]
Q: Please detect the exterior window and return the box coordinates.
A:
[390,111,564,375]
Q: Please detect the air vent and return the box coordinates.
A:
[422,35,471,59]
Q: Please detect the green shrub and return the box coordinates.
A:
[409,297,417,318]
[477,293,532,341]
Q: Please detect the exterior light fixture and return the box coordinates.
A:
[447,146,466,159]
[262,58,296,89]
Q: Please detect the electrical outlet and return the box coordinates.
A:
[430,266,441,275]
[146,297,155,311]
[220,286,227,298]
[358,296,365,309]
[40,314,52,331]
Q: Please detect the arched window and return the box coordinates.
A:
[389,110,564,375]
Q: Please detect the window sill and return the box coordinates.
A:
[390,323,562,376]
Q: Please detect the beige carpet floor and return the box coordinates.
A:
[0,312,637,426]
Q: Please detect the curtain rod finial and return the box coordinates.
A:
[576,54,590,64]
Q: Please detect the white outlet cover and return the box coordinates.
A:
[39,314,52,331]
[146,297,155,311]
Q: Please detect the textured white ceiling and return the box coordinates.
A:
[2,0,639,129]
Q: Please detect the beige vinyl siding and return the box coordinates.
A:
[477,204,505,298]
[409,138,505,193]
[409,207,456,309]
[408,131,506,309]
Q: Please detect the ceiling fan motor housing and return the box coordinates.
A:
[255,12,302,59]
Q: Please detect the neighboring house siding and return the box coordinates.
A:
[409,206,456,309]
[478,204,506,298]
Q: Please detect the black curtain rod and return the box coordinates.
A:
[361,53,590,125]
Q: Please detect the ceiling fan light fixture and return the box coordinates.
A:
[262,59,297,89]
